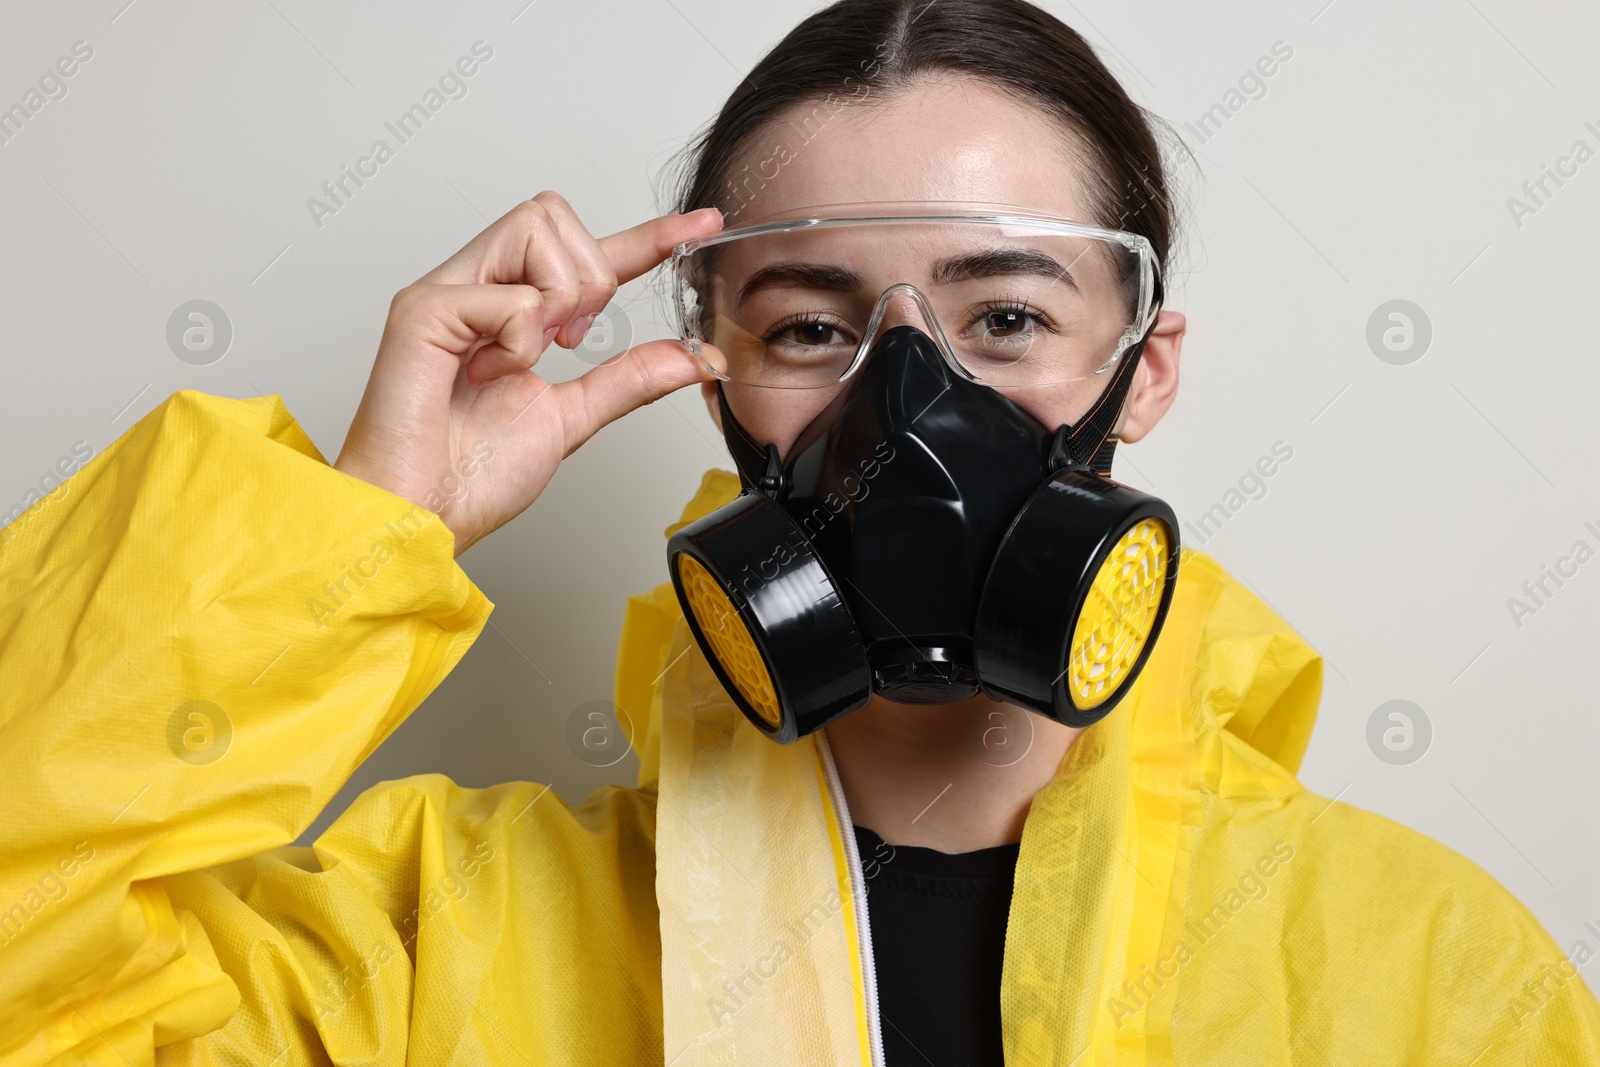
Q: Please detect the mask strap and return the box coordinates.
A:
[1053,318,1157,478]
[716,380,786,495]
[1060,267,1165,477]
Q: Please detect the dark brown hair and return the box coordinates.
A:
[662,0,1187,294]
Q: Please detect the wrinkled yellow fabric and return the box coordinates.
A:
[0,391,662,1065]
[3,392,1597,1065]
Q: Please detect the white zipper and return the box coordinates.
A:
[815,730,887,1067]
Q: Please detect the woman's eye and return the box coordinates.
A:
[772,321,850,346]
[976,307,1035,340]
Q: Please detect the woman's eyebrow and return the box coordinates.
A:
[733,247,1081,309]
[736,263,863,308]
[931,247,1080,290]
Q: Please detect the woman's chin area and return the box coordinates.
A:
[823,688,1084,852]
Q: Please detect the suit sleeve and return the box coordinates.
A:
[0,390,493,1065]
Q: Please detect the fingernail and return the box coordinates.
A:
[573,314,596,341]
[543,325,559,348]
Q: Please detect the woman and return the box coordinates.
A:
[1,0,1595,1063]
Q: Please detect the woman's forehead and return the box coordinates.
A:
[724,77,1093,226]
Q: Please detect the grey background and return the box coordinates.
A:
[2,0,1596,959]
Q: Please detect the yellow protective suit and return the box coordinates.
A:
[1,388,1596,1066]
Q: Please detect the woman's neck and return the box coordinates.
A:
[823,694,1083,853]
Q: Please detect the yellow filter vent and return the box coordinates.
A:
[1066,518,1171,711]
[676,554,782,728]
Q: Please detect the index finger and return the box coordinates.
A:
[417,200,723,289]
[598,207,724,284]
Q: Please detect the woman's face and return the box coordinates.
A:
[697,75,1183,456]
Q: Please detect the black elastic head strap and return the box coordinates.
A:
[716,379,775,493]
[1057,270,1166,477]
[1057,330,1151,478]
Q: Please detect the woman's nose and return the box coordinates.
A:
[876,287,934,334]
[877,291,928,332]
[863,283,946,345]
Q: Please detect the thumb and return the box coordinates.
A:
[556,339,727,457]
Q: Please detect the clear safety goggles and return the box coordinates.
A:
[670,201,1161,390]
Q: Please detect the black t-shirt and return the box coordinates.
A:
[853,823,1021,1067]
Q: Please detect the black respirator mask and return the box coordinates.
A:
[664,204,1180,743]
